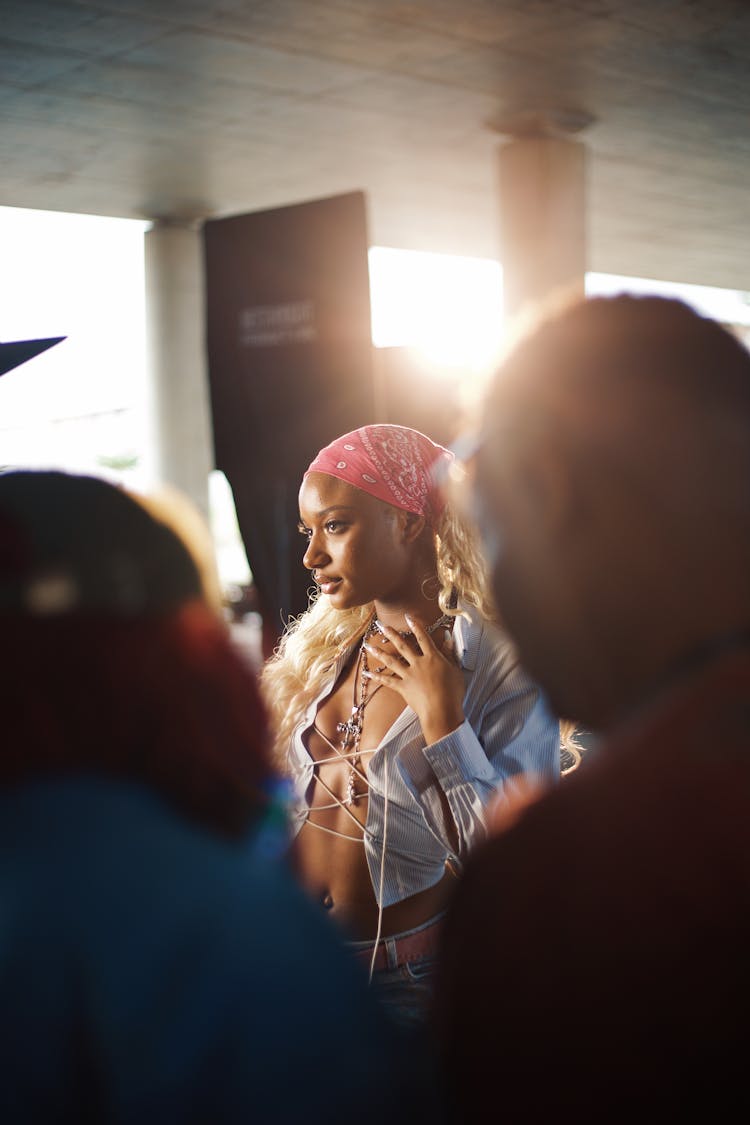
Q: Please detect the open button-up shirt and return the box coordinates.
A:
[287,604,560,907]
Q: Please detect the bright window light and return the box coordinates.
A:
[587,272,750,326]
[0,205,151,487]
[0,205,253,592]
[3,205,747,592]
[368,246,505,374]
[209,469,252,587]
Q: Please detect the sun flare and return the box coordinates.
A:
[368,246,505,379]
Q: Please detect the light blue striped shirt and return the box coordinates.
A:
[288,604,560,907]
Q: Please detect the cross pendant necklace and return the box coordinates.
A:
[336,705,365,806]
[336,708,362,750]
[334,620,380,805]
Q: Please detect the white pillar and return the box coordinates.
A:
[144,219,213,518]
[497,130,588,321]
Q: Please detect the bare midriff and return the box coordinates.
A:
[291,643,454,940]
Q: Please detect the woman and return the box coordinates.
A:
[261,424,561,1026]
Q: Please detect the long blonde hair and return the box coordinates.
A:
[260,492,582,774]
[260,500,493,765]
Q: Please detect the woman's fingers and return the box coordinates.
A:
[363,639,400,665]
[362,615,454,689]
[404,615,433,655]
[377,621,421,659]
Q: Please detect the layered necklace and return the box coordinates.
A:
[332,610,454,806]
[334,617,382,806]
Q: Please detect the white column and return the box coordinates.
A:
[496,128,588,321]
[144,219,213,518]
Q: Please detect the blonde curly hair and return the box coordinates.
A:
[260,488,582,774]
[260,501,493,765]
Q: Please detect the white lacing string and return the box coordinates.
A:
[302,730,390,983]
[307,772,367,839]
[307,722,374,812]
[303,614,453,981]
[369,753,389,984]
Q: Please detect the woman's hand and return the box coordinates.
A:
[362,615,465,745]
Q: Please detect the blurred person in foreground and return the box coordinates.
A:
[0,468,431,1125]
[435,295,750,1122]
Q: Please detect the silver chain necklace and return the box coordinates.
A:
[335,610,454,805]
[372,611,453,639]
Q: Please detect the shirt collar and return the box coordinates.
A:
[453,601,484,671]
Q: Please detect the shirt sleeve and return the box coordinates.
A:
[396,619,560,865]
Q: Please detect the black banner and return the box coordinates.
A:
[204,191,375,646]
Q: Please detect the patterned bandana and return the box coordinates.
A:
[304,424,454,525]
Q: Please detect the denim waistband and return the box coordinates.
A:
[346,911,446,972]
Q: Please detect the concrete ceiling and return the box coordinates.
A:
[2,0,750,291]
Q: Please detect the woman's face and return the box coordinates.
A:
[298,472,413,609]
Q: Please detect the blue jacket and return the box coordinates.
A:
[0,776,436,1123]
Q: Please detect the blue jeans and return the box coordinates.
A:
[347,914,443,1031]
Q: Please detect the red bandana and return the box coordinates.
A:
[305,424,453,525]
